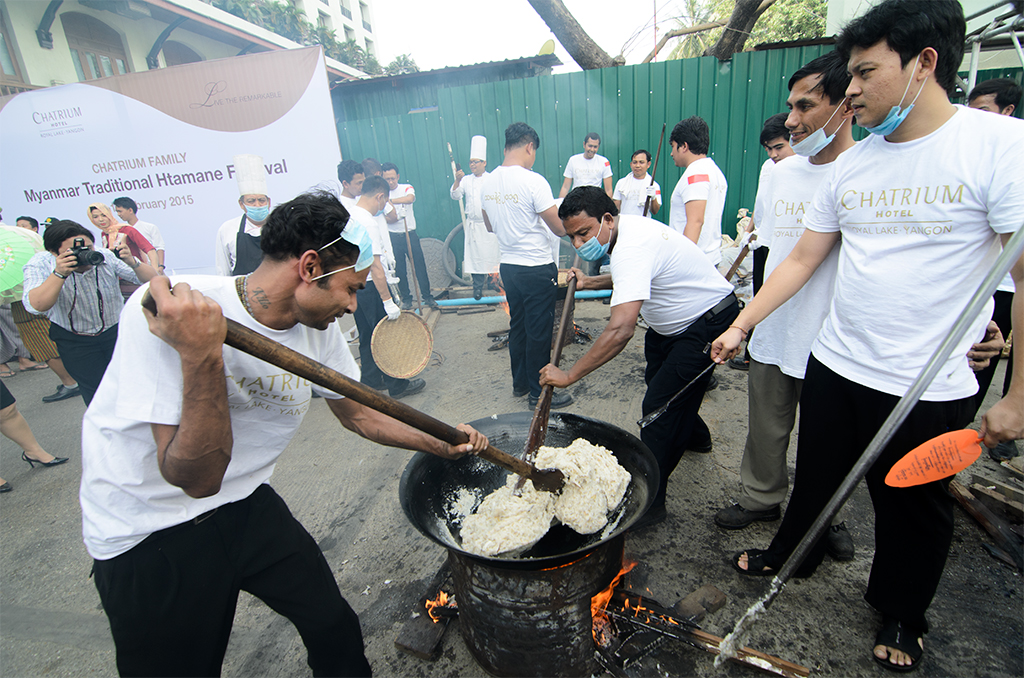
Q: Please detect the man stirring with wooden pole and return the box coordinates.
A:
[79,190,488,677]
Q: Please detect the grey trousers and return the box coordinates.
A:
[738,358,843,523]
[738,358,801,511]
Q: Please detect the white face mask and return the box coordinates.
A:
[790,101,846,157]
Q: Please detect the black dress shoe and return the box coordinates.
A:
[42,384,80,403]
[528,391,573,410]
[0,482,12,493]
[714,503,781,529]
[825,522,855,561]
[512,386,529,398]
[390,378,426,399]
[705,374,719,392]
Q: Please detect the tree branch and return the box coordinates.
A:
[527,0,616,70]
[641,21,728,64]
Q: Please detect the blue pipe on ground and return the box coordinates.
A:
[434,289,611,307]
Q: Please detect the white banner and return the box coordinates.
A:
[0,47,341,274]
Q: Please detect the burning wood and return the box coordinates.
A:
[424,590,458,623]
[591,559,638,645]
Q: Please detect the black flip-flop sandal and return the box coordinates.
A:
[873,615,923,673]
[730,549,777,577]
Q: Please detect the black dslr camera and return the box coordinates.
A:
[71,237,105,267]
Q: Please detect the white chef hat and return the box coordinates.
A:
[234,154,267,196]
[470,135,487,162]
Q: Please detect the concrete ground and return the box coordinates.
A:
[0,298,1020,677]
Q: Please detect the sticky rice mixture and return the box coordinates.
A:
[459,438,630,557]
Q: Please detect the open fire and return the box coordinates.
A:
[424,590,457,623]
[591,558,637,645]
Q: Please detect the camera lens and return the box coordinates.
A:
[86,250,106,265]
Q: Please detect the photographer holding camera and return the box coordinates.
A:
[23,220,157,405]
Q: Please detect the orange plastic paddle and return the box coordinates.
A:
[885,429,984,488]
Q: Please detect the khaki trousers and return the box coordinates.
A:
[738,358,801,511]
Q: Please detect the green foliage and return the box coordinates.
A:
[747,0,827,46]
[384,54,419,76]
[211,0,384,74]
[666,0,826,60]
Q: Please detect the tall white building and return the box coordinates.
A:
[292,0,379,64]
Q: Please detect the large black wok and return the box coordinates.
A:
[399,412,659,568]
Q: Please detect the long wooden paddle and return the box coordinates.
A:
[885,429,984,487]
[141,291,565,492]
[642,123,667,218]
[724,236,755,282]
[515,255,583,492]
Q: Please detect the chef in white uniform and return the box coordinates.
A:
[452,135,501,299]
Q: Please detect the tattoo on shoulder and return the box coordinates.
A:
[251,286,271,309]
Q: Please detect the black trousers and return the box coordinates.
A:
[973,290,1014,417]
[641,296,739,507]
[500,262,557,398]
[93,484,371,677]
[48,323,118,405]
[354,285,408,395]
[389,231,433,302]
[763,355,972,632]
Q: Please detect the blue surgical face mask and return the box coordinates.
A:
[864,55,926,137]
[790,102,845,157]
[575,218,610,262]
[245,205,270,222]
[312,220,374,280]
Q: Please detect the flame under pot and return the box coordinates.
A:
[448,534,624,677]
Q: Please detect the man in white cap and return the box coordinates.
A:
[451,135,500,300]
[215,154,270,276]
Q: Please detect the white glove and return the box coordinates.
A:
[747,229,763,251]
[738,229,759,250]
[383,298,401,321]
[645,185,657,198]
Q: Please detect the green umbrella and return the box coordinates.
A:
[0,226,44,305]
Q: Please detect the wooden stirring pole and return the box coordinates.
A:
[642,123,667,218]
[141,291,565,492]
[515,255,583,491]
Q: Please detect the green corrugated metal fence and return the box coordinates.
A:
[333,49,1022,260]
[335,45,834,251]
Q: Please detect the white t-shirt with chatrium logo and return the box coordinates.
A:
[613,174,662,217]
[480,165,558,267]
[564,153,612,189]
[748,155,840,379]
[670,156,728,265]
[806,105,1024,401]
[80,275,360,560]
[609,215,734,337]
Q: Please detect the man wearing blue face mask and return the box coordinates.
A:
[215,154,272,276]
[714,52,857,558]
[712,1,1024,670]
[540,186,738,530]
